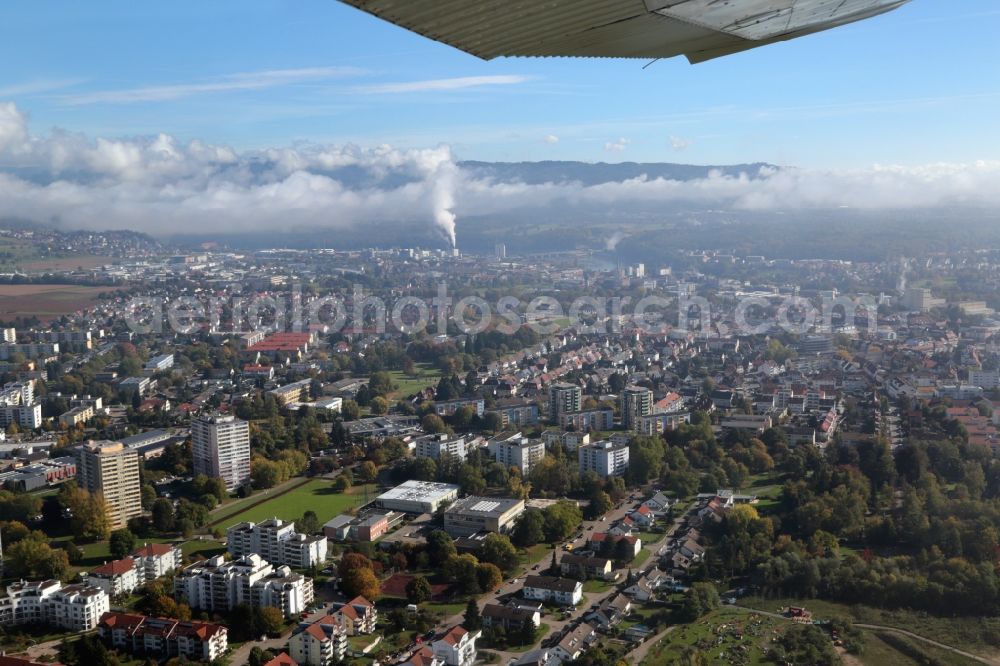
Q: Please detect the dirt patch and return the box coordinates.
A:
[0,284,109,322]
[18,255,115,272]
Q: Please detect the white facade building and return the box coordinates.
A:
[173,554,314,618]
[0,580,109,632]
[578,440,630,478]
[226,518,328,569]
[191,413,251,491]
[488,433,546,475]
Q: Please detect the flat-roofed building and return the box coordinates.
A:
[548,384,581,421]
[578,440,630,478]
[75,440,141,529]
[375,480,460,514]
[414,433,469,461]
[487,433,545,475]
[443,496,525,537]
[192,413,251,491]
[620,386,653,430]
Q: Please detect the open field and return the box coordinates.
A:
[216,479,375,530]
[640,607,782,666]
[0,284,108,321]
[18,255,115,272]
[388,364,440,399]
[740,597,1000,661]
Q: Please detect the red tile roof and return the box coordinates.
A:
[134,543,175,557]
[92,557,135,576]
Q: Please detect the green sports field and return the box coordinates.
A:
[218,479,375,529]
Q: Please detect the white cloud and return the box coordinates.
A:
[604,137,630,152]
[670,135,691,151]
[60,67,366,105]
[543,135,560,144]
[357,75,531,94]
[2,102,1000,241]
[0,79,85,97]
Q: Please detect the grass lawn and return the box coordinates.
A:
[633,549,651,568]
[420,600,468,619]
[583,578,616,594]
[518,543,554,568]
[636,530,666,544]
[181,538,227,559]
[388,364,440,399]
[217,480,375,530]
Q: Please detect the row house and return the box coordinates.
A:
[98,612,228,662]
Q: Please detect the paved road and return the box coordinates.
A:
[446,497,693,664]
[627,625,678,664]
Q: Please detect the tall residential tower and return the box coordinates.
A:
[192,414,251,491]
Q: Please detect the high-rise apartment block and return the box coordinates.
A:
[75,441,142,529]
[548,383,582,421]
[192,413,251,491]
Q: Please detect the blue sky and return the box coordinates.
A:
[1,0,999,168]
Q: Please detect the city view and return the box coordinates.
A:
[0,2,999,666]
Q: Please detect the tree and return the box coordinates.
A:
[339,552,374,577]
[679,582,719,622]
[7,537,69,579]
[426,529,457,562]
[58,484,111,541]
[357,460,378,483]
[296,510,320,535]
[406,575,432,604]
[444,554,481,594]
[512,510,546,547]
[517,618,537,647]
[370,396,389,415]
[463,598,482,631]
[151,498,176,532]
[476,562,503,592]
[248,647,276,666]
[109,528,136,559]
[255,606,285,637]
[421,413,447,434]
[479,533,519,573]
[542,501,582,543]
[341,400,361,421]
[340,566,380,600]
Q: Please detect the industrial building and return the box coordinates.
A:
[375,480,460,514]
[443,496,525,537]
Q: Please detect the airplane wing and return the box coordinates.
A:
[337,0,910,63]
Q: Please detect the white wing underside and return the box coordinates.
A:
[337,0,910,62]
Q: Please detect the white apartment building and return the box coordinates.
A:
[174,554,314,618]
[548,383,582,420]
[414,433,469,461]
[620,386,653,430]
[521,576,583,606]
[133,542,183,580]
[227,518,328,569]
[288,616,348,666]
[432,626,481,666]
[578,440,630,478]
[0,580,109,632]
[0,343,58,360]
[970,370,1000,390]
[86,558,142,597]
[487,433,545,475]
[0,381,42,429]
[144,353,175,373]
[75,440,142,529]
[191,413,251,491]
